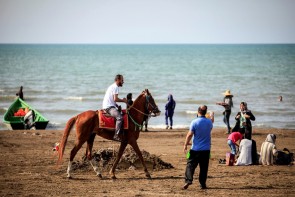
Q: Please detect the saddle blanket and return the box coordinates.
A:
[98,110,129,129]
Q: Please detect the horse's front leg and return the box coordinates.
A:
[130,141,151,179]
[109,141,128,179]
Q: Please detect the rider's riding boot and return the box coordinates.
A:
[113,119,123,142]
[113,133,121,142]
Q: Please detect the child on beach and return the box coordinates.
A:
[205,111,215,123]
[227,131,243,155]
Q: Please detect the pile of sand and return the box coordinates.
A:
[71,147,174,172]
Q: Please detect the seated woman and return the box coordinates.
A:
[260,134,278,165]
[235,138,253,165]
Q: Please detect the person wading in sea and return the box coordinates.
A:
[16,86,24,100]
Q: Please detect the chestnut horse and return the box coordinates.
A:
[57,89,160,179]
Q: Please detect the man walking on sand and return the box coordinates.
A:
[102,74,127,142]
[183,105,213,190]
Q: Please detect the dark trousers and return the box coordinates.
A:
[185,150,210,187]
[223,110,231,133]
[245,128,252,140]
[240,127,252,140]
[165,115,173,127]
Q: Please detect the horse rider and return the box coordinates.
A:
[102,74,127,141]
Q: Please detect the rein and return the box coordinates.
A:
[126,93,155,130]
[127,110,143,130]
[127,105,150,116]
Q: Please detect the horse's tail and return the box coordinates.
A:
[57,116,77,164]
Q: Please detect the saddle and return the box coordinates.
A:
[98,109,129,129]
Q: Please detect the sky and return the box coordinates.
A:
[0,0,295,44]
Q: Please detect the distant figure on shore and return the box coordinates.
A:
[183,105,212,190]
[216,90,233,134]
[259,134,278,165]
[141,113,150,132]
[278,96,283,102]
[232,102,255,140]
[126,93,133,107]
[165,94,176,129]
[16,86,24,100]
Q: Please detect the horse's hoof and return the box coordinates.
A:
[67,175,72,179]
[97,173,103,179]
[146,173,152,179]
[111,175,117,180]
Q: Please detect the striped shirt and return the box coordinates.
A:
[260,141,277,165]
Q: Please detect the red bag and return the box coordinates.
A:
[226,152,235,166]
[14,108,26,116]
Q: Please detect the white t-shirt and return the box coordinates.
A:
[102,83,119,109]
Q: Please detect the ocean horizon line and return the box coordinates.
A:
[1,43,295,45]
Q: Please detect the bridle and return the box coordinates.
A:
[127,92,159,128]
[144,94,159,117]
[127,93,158,117]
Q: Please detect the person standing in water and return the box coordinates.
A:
[165,94,176,129]
[16,86,24,100]
[278,96,283,102]
[216,90,233,134]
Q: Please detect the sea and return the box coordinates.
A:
[0,44,295,130]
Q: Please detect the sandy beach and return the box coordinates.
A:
[0,128,294,197]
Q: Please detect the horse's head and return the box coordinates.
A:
[142,89,161,117]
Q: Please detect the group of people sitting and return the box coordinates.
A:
[224,99,293,166]
[227,131,293,166]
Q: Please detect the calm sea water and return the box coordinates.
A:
[0,44,295,130]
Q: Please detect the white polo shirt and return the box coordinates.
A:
[102,83,119,109]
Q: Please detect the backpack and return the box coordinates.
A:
[275,148,294,165]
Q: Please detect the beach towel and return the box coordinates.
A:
[98,110,128,129]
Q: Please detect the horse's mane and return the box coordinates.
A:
[129,89,150,108]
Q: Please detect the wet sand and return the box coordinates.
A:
[0,128,294,196]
